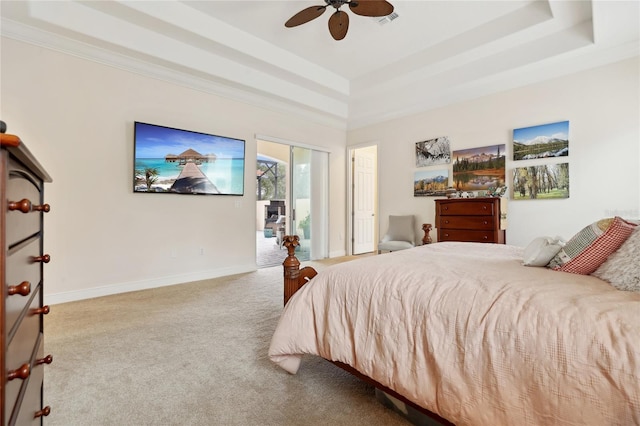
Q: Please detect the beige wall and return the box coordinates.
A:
[348,57,640,247]
[1,37,346,303]
[3,35,638,303]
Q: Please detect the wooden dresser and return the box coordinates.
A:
[435,198,506,244]
[1,130,53,425]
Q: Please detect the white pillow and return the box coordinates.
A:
[522,236,565,267]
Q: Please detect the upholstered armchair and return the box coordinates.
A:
[378,215,416,254]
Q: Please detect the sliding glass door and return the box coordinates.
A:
[291,146,328,261]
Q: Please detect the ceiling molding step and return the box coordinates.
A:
[0,19,348,131]
[347,43,639,131]
[349,20,595,113]
[112,0,350,96]
[352,0,555,93]
[22,1,349,120]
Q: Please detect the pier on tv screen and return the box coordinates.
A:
[133,121,245,195]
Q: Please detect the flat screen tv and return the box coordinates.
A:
[133,121,245,195]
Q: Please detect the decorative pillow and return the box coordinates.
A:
[592,224,640,291]
[548,217,637,274]
[522,236,564,267]
[383,215,415,244]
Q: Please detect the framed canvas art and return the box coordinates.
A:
[415,136,451,167]
[512,163,569,200]
[414,169,449,196]
[513,120,569,161]
[452,144,505,191]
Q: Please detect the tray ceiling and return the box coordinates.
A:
[1,1,638,129]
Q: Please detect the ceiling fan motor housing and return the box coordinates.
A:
[286,0,394,40]
[326,0,351,9]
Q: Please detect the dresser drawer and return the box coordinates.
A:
[5,286,42,420]
[7,158,43,246]
[436,200,496,216]
[2,133,52,426]
[438,229,499,243]
[6,238,43,333]
[438,215,496,230]
[8,334,46,426]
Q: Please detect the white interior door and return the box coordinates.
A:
[352,146,377,254]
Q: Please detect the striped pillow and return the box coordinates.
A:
[548,217,637,275]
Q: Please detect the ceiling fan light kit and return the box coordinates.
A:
[285,0,395,41]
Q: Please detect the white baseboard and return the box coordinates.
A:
[45,264,257,305]
[329,249,347,258]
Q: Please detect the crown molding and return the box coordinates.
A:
[1,19,349,131]
[347,40,640,131]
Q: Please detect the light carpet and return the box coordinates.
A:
[43,257,408,425]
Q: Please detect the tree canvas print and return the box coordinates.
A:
[414,169,449,196]
[452,144,506,191]
[513,163,569,200]
[415,136,451,167]
[513,120,569,160]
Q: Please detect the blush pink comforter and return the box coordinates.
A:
[268,242,640,426]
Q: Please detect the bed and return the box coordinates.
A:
[268,228,640,426]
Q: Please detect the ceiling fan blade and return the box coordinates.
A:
[348,0,394,17]
[328,10,349,40]
[285,5,327,28]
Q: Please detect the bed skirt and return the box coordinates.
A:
[375,390,448,426]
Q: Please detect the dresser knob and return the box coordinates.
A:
[444,220,449,224]
[7,199,50,213]
[32,254,51,263]
[8,281,31,296]
[34,406,51,418]
[36,354,53,366]
[483,236,488,240]
[7,363,30,381]
[33,203,50,212]
[31,305,50,315]
[444,233,449,237]
[482,206,487,210]
[8,199,32,213]
[483,221,488,225]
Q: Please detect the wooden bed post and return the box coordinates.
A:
[422,223,433,245]
[282,235,317,306]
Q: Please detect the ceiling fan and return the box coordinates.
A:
[285,0,395,41]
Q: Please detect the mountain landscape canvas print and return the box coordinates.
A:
[513,120,569,160]
[452,144,506,191]
[414,169,449,196]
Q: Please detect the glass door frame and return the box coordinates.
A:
[256,134,330,261]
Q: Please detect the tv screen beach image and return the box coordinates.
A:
[133,122,245,195]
